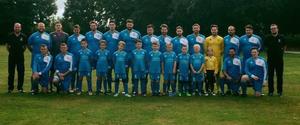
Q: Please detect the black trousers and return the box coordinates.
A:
[8,56,25,91]
[268,59,284,94]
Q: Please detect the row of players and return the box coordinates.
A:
[32,37,266,97]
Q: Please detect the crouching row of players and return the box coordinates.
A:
[31,38,267,97]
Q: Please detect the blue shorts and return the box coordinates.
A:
[192,73,203,82]
[115,73,127,80]
[164,73,175,81]
[149,73,160,81]
[178,74,189,81]
[78,71,92,77]
[96,72,107,77]
[133,71,147,79]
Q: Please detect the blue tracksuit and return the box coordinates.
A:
[245,57,267,93]
[85,30,103,53]
[190,53,205,93]
[239,34,262,73]
[172,36,189,55]
[162,51,177,93]
[54,52,74,91]
[28,31,51,67]
[67,34,85,68]
[131,49,147,94]
[148,50,163,94]
[113,50,129,94]
[142,35,159,53]
[187,33,205,54]
[223,56,242,94]
[95,49,111,93]
[76,48,93,92]
[224,35,240,59]
[158,35,172,53]
[32,53,53,89]
[177,53,190,93]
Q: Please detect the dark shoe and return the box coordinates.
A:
[268,93,273,96]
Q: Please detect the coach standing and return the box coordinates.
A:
[6,23,27,93]
[265,24,286,96]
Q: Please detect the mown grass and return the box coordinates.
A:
[0,46,299,125]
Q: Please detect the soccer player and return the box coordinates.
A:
[177,46,191,96]
[52,43,74,93]
[50,21,69,92]
[190,44,205,96]
[224,26,239,59]
[148,42,163,96]
[172,26,189,55]
[95,40,111,95]
[7,23,27,93]
[31,44,53,95]
[158,24,172,53]
[76,39,93,96]
[131,39,147,96]
[112,41,131,97]
[223,48,242,96]
[265,24,286,96]
[142,24,159,53]
[85,20,103,53]
[67,24,85,93]
[28,22,51,92]
[241,48,267,97]
[239,24,262,74]
[162,43,177,96]
[204,47,218,96]
[187,23,206,54]
[103,20,119,94]
[204,24,224,94]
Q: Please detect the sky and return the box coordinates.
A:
[55,0,66,18]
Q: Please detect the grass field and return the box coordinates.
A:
[0,46,299,125]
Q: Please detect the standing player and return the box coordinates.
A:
[113,41,131,97]
[190,44,205,96]
[142,24,159,53]
[162,43,177,96]
[204,24,224,94]
[131,39,147,96]
[177,46,191,96]
[52,43,74,93]
[172,26,189,55]
[85,20,103,54]
[241,48,267,97]
[187,23,206,54]
[224,26,239,59]
[31,44,53,95]
[158,24,172,53]
[95,40,111,95]
[103,20,119,94]
[148,42,163,96]
[28,22,51,92]
[76,39,93,96]
[239,24,262,74]
[204,47,218,96]
[67,24,85,93]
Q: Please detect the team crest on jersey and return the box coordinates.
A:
[150,36,159,43]
[230,37,239,45]
[180,38,188,46]
[77,35,85,42]
[20,37,23,41]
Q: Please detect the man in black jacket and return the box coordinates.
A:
[264,24,286,96]
[6,23,27,93]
